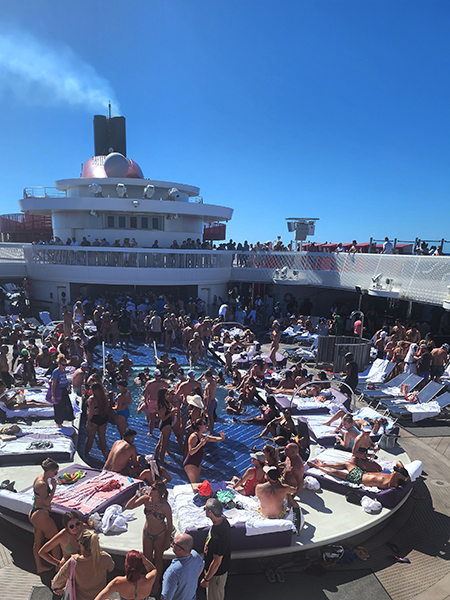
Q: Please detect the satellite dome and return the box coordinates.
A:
[104,153,129,178]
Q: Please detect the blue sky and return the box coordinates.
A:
[0,1,448,246]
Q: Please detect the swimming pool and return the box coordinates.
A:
[77,343,261,487]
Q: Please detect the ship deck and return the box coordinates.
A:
[1,344,450,599]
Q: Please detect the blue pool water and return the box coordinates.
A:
[78,343,262,487]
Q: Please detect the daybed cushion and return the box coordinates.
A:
[0,430,75,465]
[170,484,296,552]
[306,449,414,509]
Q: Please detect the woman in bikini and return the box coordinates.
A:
[154,387,175,464]
[114,379,132,438]
[183,418,225,483]
[125,482,172,595]
[85,382,110,457]
[38,511,87,569]
[29,458,60,573]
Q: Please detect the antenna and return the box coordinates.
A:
[108,101,112,119]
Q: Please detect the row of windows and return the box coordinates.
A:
[106,215,163,230]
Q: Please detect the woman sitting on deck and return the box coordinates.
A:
[233,394,279,424]
[230,451,266,496]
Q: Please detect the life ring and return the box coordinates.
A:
[284,293,293,303]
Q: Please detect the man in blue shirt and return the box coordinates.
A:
[161,533,204,600]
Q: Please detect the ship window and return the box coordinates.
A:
[118,216,126,228]
[107,216,115,228]
[141,217,148,229]
[130,216,137,229]
[152,217,162,230]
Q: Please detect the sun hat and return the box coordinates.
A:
[187,394,204,409]
[187,369,196,378]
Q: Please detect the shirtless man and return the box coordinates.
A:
[103,428,142,476]
[281,443,304,531]
[269,321,281,368]
[203,369,217,433]
[406,323,421,344]
[431,343,449,381]
[141,369,168,435]
[187,333,203,367]
[35,346,53,370]
[163,313,177,351]
[203,317,212,348]
[308,459,410,490]
[182,319,195,352]
[71,361,89,396]
[256,467,297,519]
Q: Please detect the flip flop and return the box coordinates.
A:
[388,555,411,564]
[265,568,276,583]
[355,546,370,561]
[274,568,285,583]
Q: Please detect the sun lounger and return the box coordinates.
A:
[376,381,445,417]
[39,311,53,326]
[298,406,399,446]
[362,373,423,403]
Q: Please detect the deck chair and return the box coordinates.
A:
[358,360,395,385]
[376,381,445,415]
[362,373,420,402]
[39,311,53,326]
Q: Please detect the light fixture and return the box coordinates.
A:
[89,183,103,197]
[116,183,127,198]
[90,210,99,217]
[132,200,140,208]
[143,185,155,199]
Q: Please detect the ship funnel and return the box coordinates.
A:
[93,115,127,157]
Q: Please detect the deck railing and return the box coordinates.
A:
[25,246,229,270]
[3,245,450,306]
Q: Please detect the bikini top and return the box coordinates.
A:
[33,477,51,499]
[119,582,149,600]
[63,536,79,555]
[144,503,165,521]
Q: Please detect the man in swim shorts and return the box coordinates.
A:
[142,369,168,435]
[307,459,410,490]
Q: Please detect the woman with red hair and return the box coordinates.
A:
[93,550,156,600]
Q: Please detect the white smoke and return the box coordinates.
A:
[0,28,120,114]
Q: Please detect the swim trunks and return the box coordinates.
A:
[345,466,365,485]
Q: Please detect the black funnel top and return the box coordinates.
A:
[93,115,127,157]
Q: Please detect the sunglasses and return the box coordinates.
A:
[172,542,186,552]
[68,521,81,530]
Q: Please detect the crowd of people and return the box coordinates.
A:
[31,234,446,255]
[2,286,439,600]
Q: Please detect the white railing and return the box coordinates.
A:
[2,245,450,306]
[230,251,450,305]
[0,243,27,261]
[24,246,230,270]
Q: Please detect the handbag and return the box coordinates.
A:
[46,375,62,405]
[62,557,77,600]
